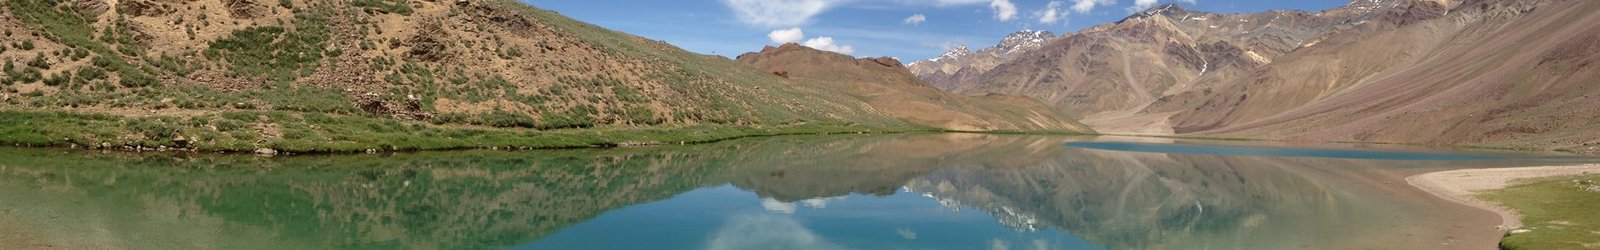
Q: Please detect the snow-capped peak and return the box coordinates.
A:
[1345,0,1406,11]
[995,30,1056,54]
[926,44,972,63]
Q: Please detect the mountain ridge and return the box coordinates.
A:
[739,43,1094,133]
[0,0,1090,153]
[909,0,1599,152]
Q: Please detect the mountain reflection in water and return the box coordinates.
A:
[0,134,1553,249]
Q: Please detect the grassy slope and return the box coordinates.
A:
[1479,174,1600,250]
[0,0,1093,153]
[0,109,912,153]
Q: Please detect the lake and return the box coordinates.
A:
[0,134,1585,249]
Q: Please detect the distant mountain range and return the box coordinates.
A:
[738,44,1092,132]
[2,0,1592,152]
[909,0,1600,152]
[908,30,1056,91]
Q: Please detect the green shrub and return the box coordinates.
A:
[70,48,89,60]
[205,14,330,81]
[538,105,597,130]
[429,112,470,125]
[501,46,523,58]
[76,67,106,81]
[43,73,69,86]
[221,112,260,122]
[9,0,156,89]
[119,72,156,88]
[352,0,412,15]
[18,68,43,83]
[126,117,179,140]
[153,55,193,76]
[475,110,536,128]
[626,106,662,125]
[28,53,50,69]
[244,82,356,113]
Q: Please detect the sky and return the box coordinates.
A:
[530,0,1351,61]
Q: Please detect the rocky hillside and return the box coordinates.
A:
[907,30,1055,91]
[0,0,1088,152]
[1158,0,1600,151]
[737,44,1093,132]
[912,0,1600,152]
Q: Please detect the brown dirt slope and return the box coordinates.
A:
[0,0,1095,152]
[912,0,1599,151]
[0,0,913,127]
[1166,0,1600,151]
[736,44,1094,133]
[925,2,1386,134]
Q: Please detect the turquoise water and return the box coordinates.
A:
[1064,141,1510,161]
[0,134,1580,249]
[520,185,1100,250]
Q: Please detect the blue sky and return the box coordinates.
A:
[531,0,1350,61]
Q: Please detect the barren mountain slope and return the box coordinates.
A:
[737,44,1094,133]
[0,0,1088,152]
[907,30,1055,90]
[923,2,1395,134]
[1166,0,1600,151]
[910,0,1599,151]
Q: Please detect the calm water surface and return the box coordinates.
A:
[0,134,1586,249]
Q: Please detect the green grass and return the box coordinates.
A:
[204,14,332,82]
[1479,174,1600,250]
[0,109,919,153]
[7,0,158,88]
[352,0,413,15]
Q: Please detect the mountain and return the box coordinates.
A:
[907,30,1056,90]
[912,0,1600,152]
[0,0,1088,152]
[736,44,1093,132]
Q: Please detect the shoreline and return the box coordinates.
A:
[0,110,1107,155]
[1406,164,1600,233]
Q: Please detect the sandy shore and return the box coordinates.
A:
[1407,164,1600,231]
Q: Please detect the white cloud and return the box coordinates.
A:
[991,238,1011,250]
[990,0,1017,21]
[722,0,846,27]
[1035,1,1069,25]
[1128,0,1199,13]
[1070,0,1115,13]
[903,14,927,25]
[761,198,798,213]
[802,37,856,55]
[766,28,857,54]
[896,228,918,240]
[769,28,806,44]
[798,197,844,208]
[1130,0,1160,11]
[708,215,845,250]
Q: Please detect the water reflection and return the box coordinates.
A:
[0,134,1557,249]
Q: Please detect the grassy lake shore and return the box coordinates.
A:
[0,109,1107,154]
[1408,164,1600,249]
[0,109,945,154]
